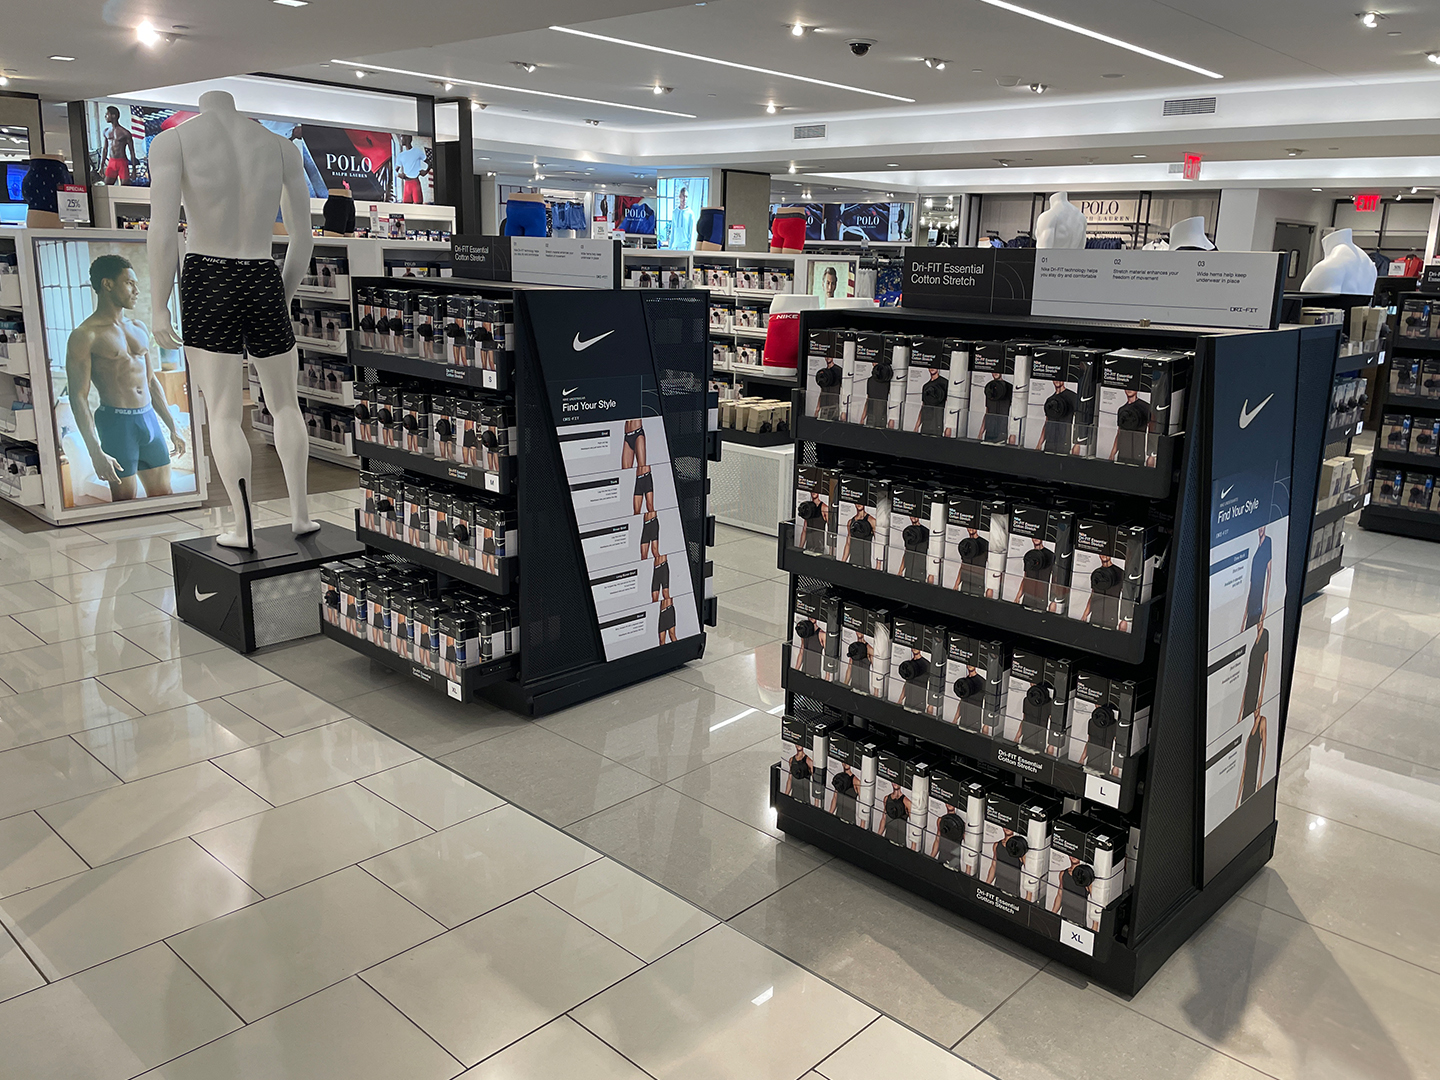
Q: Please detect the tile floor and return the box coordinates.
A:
[1,483,1439,1080]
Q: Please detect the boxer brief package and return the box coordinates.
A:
[794,465,839,556]
[806,330,845,420]
[400,390,430,455]
[476,503,516,562]
[888,615,947,716]
[848,333,894,428]
[320,563,343,627]
[415,294,444,361]
[791,586,840,680]
[1069,669,1152,777]
[884,335,911,430]
[444,295,471,366]
[1006,504,1074,614]
[376,476,404,539]
[944,494,1008,598]
[925,763,988,875]
[1070,520,1155,631]
[355,285,376,348]
[1373,467,1403,506]
[1028,345,1100,456]
[1005,648,1075,757]
[967,341,1015,444]
[780,713,820,802]
[839,599,891,698]
[1381,413,1412,453]
[1005,340,1043,446]
[1405,472,1435,510]
[825,727,879,830]
[945,632,1008,735]
[1391,356,1422,394]
[403,480,431,550]
[360,471,383,531]
[888,484,946,584]
[805,713,836,808]
[445,494,477,566]
[373,385,401,449]
[837,473,887,571]
[981,786,1059,905]
[456,398,484,467]
[904,336,952,436]
[1413,417,1440,456]
[352,384,378,444]
[1422,358,1440,398]
[437,610,480,680]
[1049,813,1128,931]
[1099,349,1189,467]
[872,747,918,845]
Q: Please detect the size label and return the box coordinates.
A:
[1085,772,1122,809]
[1060,920,1095,955]
[447,680,462,700]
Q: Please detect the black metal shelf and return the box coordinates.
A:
[320,616,517,701]
[1312,491,1361,531]
[794,407,1176,500]
[1303,553,1345,599]
[783,645,1139,811]
[721,427,792,448]
[1373,448,1440,470]
[1332,347,1384,376]
[1359,501,1440,542]
[355,511,515,595]
[778,522,1155,665]
[770,765,1126,961]
[1322,422,1357,446]
[1381,394,1440,413]
[355,439,515,495]
[1393,339,1440,355]
[350,346,512,393]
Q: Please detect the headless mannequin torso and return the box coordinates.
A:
[148,90,317,548]
[1300,228,1379,295]
[1035,192,1086,249]
[23,153,71,229]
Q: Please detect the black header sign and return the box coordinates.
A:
[902,247,1036,314]
[451,235,513,281]
[1419,265,1440,295]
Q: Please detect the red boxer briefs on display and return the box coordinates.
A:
[771,214,806,252]
[105,158,130,184]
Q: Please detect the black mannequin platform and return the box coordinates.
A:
[171,521,364,653]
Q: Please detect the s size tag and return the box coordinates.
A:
[1061,920,1095,955]
[1085,772,1121,808]
[483,370,497,389]
[447,680,462,700]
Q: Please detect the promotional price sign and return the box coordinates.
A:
[57,185,90,224]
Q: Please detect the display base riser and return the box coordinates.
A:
[318,616,517,702]
[1303,554,1345,599]
[1359,504,1440,541]
[483,635,707,717]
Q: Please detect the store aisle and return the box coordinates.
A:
[0,510,1437,1079]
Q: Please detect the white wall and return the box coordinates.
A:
[1216,187,1332,264]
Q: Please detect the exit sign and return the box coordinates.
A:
[1354,193,1381,212]
[1182,153,1203,181]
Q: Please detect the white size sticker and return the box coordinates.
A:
[484,473,500,492]
[447,680,462,700]
[483,370,497,389]
[1085,773,1121,808]
[1061,920,1095,956]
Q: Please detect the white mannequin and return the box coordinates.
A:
[1035,192,1087,249]
[1300,228,1379,295]
[148,91,318,548]
[1169,217,1215,251]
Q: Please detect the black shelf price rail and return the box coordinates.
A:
[319,616,517,702]
[791,398,1178,501]
[355,511,515,595]
[783,645,1139,811]
[351,345,512,394]
[778,522,1156,666]
[353,439,515,496]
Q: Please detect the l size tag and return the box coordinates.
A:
[1085,772,1121,808]
[1061,920,1095,955]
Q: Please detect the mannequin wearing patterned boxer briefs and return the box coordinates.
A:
[148,90,318,549]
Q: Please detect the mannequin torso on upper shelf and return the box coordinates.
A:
[1035,192,1087,249]
[22,154,73,229]
[1168,216,1215,252]
[146,90,316,548]
[1300,228,1379,295]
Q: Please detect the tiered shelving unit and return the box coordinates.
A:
[770,305,1336,994]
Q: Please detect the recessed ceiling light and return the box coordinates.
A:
[791,22,806,36]
[1313,187,1323,192]
[1359,11,1383,28]
[1387,30,1402,35]
[1413,186,1420,193]
[273,0,308,6]
[653,85,673,95]
[788,162,797,173]
[1132,154,1147,159]
[924,57,949,70]
[548,25,916,102]
[1286,147,1305,156]
[49,54,75,62]
[354,68,366,78]
[1429,52,1440,64]
[766,101,778,113]
[971,0,1222,78]
[995,158,1011,167]
[443,81,454,91]
[886,162,900,167]
[513,61,537,73]
[1102,72,1124,78]
[1028,82,1048,93]
[136,20,161,45]
[330,59,698,117]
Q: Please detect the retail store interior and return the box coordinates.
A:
[1,1,1440,1078]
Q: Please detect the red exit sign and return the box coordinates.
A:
[1354,193,1381,212]
[1182,153,1203,181]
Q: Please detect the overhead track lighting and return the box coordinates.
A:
[513,62,537,73]
[788,162,797,173]
[923,58,949,70]
[0,76,8,87]
[1428,52,1440,64]
[443,81,454,91]
[548,25,916,102]
[354,69,366,78]
[329,59,698,117]
[1028,82,1048,93]
[971,0,1223,79]
[653,85,672,94]
[1358,11,1384,28]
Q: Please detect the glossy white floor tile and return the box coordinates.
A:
[538,856,718,962]
[361,892,644,1066]
[97,650,281,714]
[12,591,176,644]
[356,757,505,829]
[168,865,444,1022]
[0,811,89,898]
[0,736,121,818]
[0,632,162,694]
[0,925,43,1002]
[0,678,145,752]
[0,943,241,1080]
[572,923,878,1080]
[211,718,417,804]
[0,838,260,979]
[820,1017,991,1080]
[457,1016,651,1080]
[73,698,282,781]
[222,678,351,736]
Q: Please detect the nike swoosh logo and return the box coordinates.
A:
[1238,394,1274,429]
[194,587,218,602]
[563,387,580,396]
[573,331,615,352]
[1221,485,1235,499]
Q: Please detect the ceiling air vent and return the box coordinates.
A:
[793,123,827,140]
[1168,163,1185,174]
[1163,96,1216,117]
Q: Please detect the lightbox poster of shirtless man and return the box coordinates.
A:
[64,254,185,501]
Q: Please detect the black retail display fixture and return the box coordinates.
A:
[326,276,719,715]
[1360,291,1440,542]
[770,305,1336,994]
